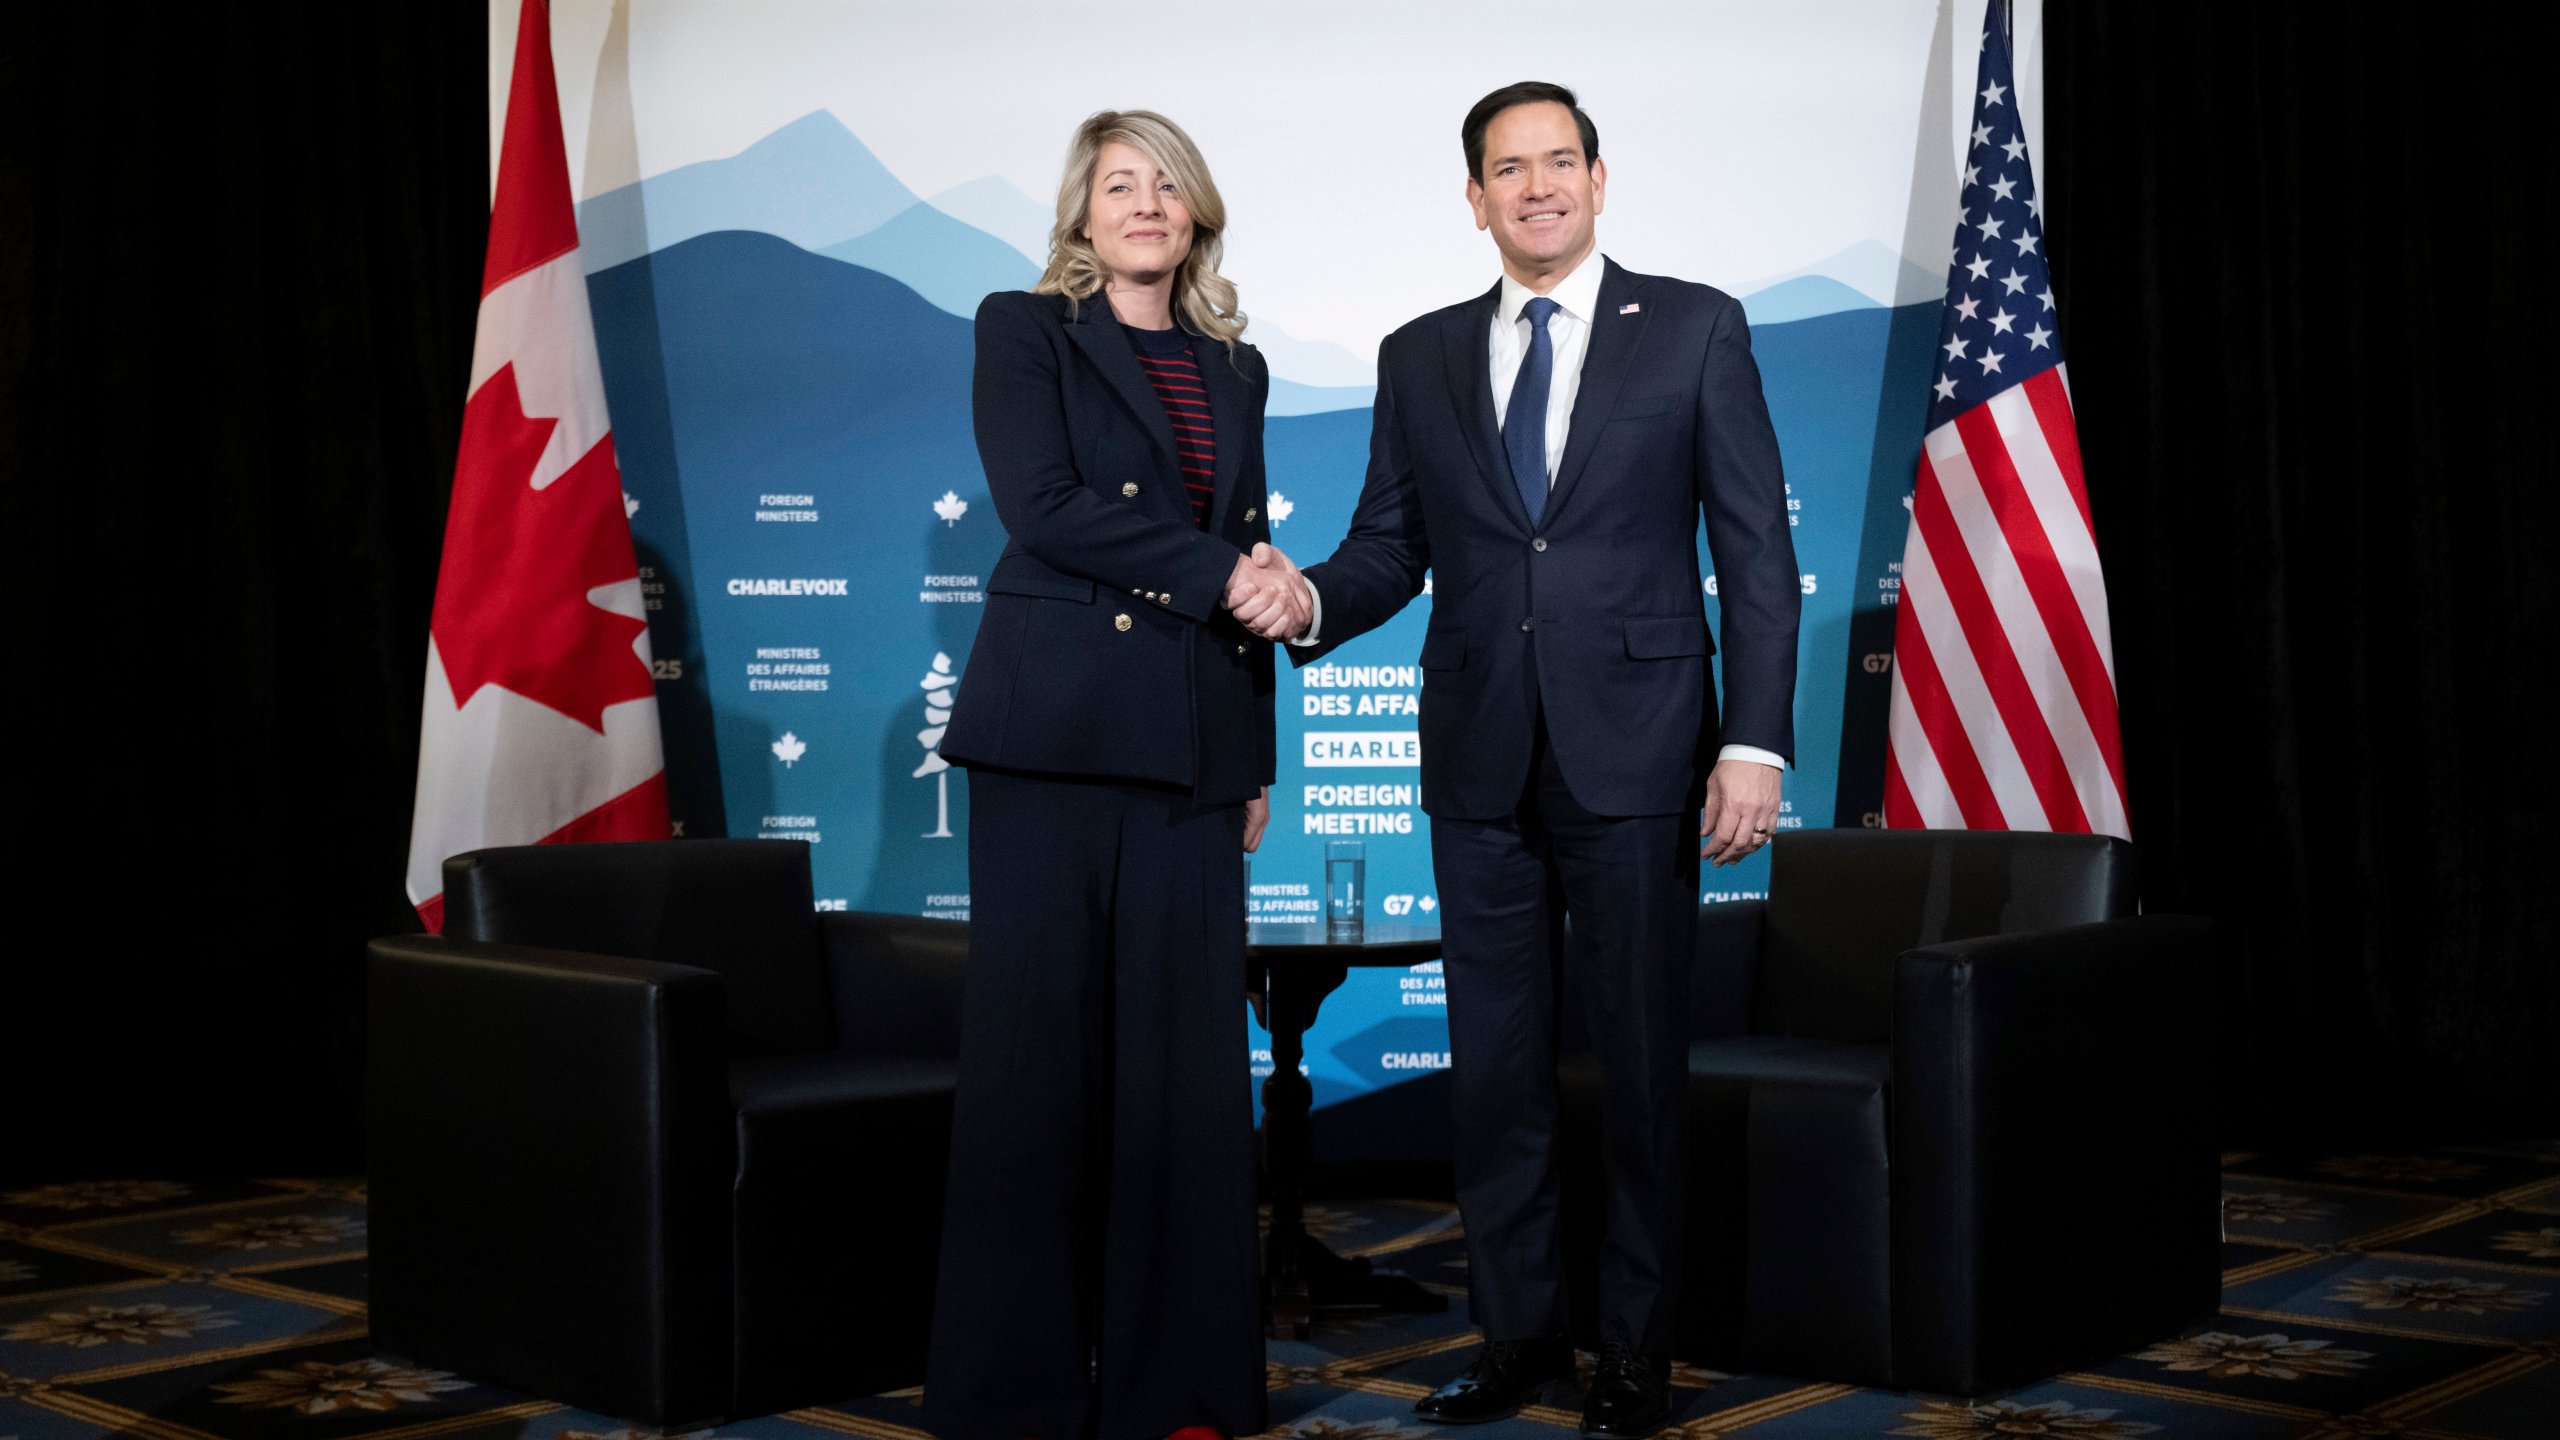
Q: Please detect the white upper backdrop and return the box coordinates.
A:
[495,0,2043,373]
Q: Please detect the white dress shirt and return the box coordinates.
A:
[1292,252,1784,772]
[1488,254,1604,479]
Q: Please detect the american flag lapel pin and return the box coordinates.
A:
[1619,302,1641,315]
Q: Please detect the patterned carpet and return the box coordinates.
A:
[3,1146,2556,1440]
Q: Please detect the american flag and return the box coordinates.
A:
[1883,4,2127,838]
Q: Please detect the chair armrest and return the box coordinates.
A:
[1691,898,1766,1039]
[364,934,733,1423]
[1891,913,2220,1390]
[1894,913,2217,1093]
[818,912,968,1062]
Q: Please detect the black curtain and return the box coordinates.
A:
[1,7,484,1177]
[2046,5,2558,1131]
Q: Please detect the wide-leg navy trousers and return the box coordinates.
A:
[924,767,1264,1440]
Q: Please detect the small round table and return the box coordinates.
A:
[1248,918,1451,1338]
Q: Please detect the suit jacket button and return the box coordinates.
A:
[1115,613,1133,632]
[1244,506,1258,523]
[1532,537,1548,552]
[1520,618,1536,632]
[1122,482,1140,498]
[1159,593,1171,605]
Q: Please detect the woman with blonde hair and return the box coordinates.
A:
[923,109,1297,1440]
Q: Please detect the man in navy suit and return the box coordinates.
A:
[1229,82,1798,1436]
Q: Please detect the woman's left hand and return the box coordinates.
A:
[1244,786,1270,852]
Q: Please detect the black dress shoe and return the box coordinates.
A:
[1413,1334,1574,1423]
[1579,1342,1672,1439]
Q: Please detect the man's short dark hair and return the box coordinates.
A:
[1461,81,1599,182]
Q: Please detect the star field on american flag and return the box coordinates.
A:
[1926,38,2059,432]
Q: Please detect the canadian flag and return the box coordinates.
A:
[405,0,669,931]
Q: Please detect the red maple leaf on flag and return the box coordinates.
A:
[430,363,654,732]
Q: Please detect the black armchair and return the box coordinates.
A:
[1560,829,2218,1394]
[366,840,965,1426]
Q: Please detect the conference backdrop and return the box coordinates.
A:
[495,0,2044,1151]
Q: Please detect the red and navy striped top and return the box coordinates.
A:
[1123,323,1215,526]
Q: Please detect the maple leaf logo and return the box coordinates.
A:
[1266,492,1296,524]
[772,732,807,767]
[1418,895,1437,912]
[431,364,653,732]
[934,491,969,527]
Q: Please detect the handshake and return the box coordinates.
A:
[1225,542,1312,642]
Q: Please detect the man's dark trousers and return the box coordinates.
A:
[1433,702,1700,1354]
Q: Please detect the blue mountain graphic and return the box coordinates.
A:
[818,196,1375,411]
[577,111,921,273]
[927,174,1057,268]
[1740,275,1881,327]
[1742,240,1947,312]
[1750,303,1939,502]
[1269,377,1375,417]
[581,108,1383,399]
[576,112,1928,407]
[819,201,1039,320]
[589,230,977,505]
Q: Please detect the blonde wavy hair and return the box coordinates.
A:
[1036,109,1246,353]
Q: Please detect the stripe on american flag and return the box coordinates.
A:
[1890,368,2127,835]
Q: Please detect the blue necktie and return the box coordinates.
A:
[1503,296,1561,526]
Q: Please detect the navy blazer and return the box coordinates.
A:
[938,290,1278,805]
[1298,258,1800,820]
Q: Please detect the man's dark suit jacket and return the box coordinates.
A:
[1297,257,1799,819]
[939,290,1278,806]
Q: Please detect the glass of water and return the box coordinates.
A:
[1325,840,1366,942]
